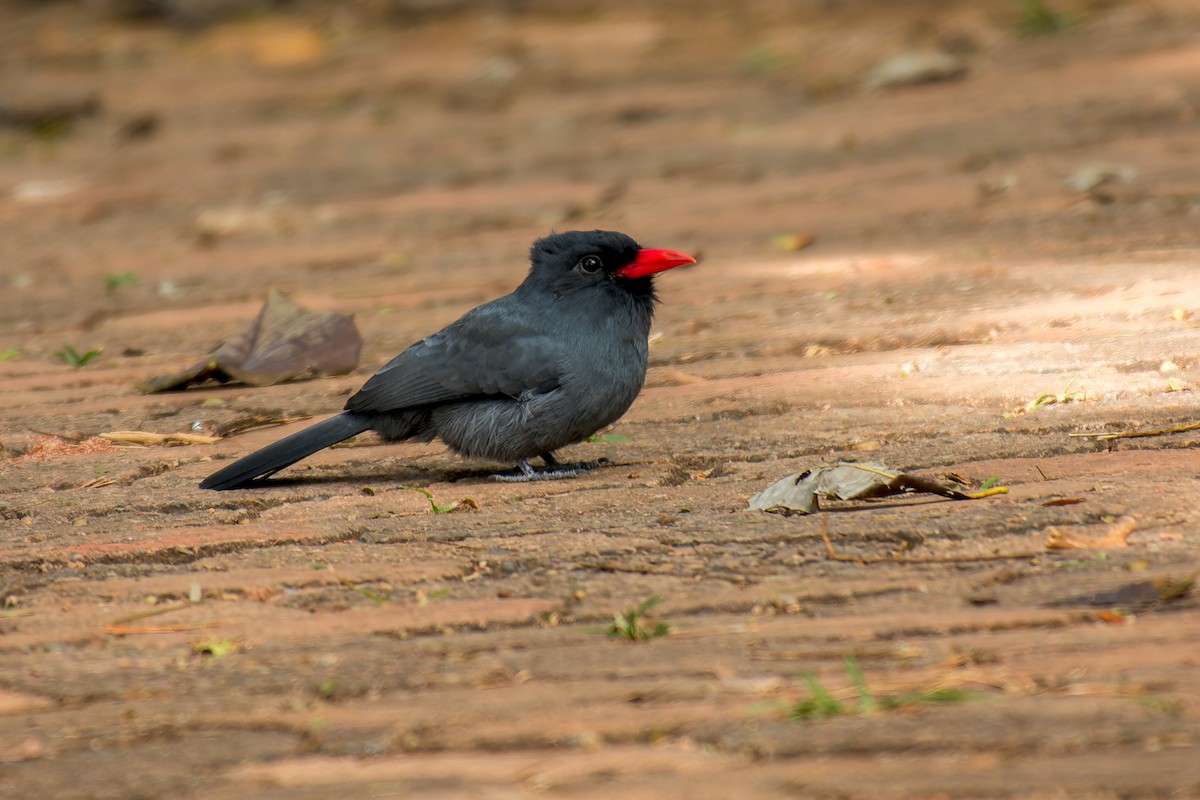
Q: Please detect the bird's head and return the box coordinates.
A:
[527,230,695,301]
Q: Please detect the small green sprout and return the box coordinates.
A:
[401,486,472,514]
[607,596,671,641]
[1028,376,1084,411]
[55,345,102,368]
[1019,0,1074,35]
[790,657,976,722]
[1007,376,1085,416]
[791,672,845,721]
[104,272,138,292]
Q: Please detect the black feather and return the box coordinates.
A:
[199,413,372,490]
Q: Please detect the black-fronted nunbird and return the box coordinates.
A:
[200,230,695,490]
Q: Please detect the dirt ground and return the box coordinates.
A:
[2,1,1199,797]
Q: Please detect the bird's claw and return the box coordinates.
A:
[491,467,586,482]
[490,457,610,482]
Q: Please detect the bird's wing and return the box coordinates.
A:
[345,302,564,413]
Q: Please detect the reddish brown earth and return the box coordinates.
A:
[2,2,1199,797]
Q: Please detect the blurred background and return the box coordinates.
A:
[4,0,1195,297]
[1,0,1198,356]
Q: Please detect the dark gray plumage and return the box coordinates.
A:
[199,230,694,490]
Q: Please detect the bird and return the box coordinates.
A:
[199,230,695,490]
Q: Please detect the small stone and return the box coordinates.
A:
[867,51,967,89]
[1064,163,1137,193]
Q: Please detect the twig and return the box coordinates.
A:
[103,621,224,635]
[99,431,221,446]
[1070,421,1200,441]
[820,517,1039,564]
[79,477,117,488]
[107,599,204,627]
[215,415,312,438]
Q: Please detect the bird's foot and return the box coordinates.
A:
[490,457,610,482]
[542,452,611,472]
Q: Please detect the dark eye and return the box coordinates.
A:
[577,255,603,274]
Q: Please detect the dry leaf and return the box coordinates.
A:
[771,233,817,252]
[191,206,302,242]
[866,51,967,89]
[139,289,361,392]
[1045,515,1136,550]
[1064,163,1137,193]
[659,369,705,385]
[749,461,1007,515]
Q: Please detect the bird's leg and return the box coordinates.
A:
[489,452,609,482]
[541,451,611,472]
[489,458,579,482]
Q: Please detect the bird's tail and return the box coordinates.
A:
[200,412,373,490]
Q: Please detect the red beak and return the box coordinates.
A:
[614,248,697,280]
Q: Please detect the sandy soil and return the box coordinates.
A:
[1,1,1199,797]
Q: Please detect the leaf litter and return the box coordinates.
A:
[139,289,361,392]
[1044,515,1137,550]
[748,461,1007,516]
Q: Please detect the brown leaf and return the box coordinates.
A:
[659,369,705,385]
[139,289,361,392]
[1045,515,1136,550]
[749,461,1007,515]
